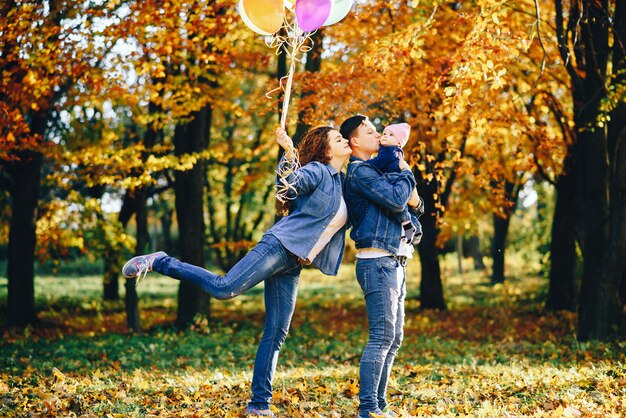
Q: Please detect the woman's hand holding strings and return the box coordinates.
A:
[276,127,295,158]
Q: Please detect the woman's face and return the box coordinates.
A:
[352,120,381,155]
[327,129,351,160]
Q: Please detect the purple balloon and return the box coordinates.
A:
[295,0,333,32]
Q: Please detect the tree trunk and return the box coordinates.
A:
[122,101,160,330]
[554,0,625,341]
[577,127,624,341]
[6,151,42,326]
[414,119,467,308]
[456,235,463,275]
[123,279,141,332]
[490,181,516,285]
[417,182,446,310]
[546,151,578,311]
[573,1,625,341]
[609,2,626,336]
[490,213,509,284]
[579,105,626,340]
[103,192,137,300]
[608,123,626,337]
[124,189,149,332]
[135,192,150,256]
[160,209,173,255]
[174,105,210,328]
[619,271,626,305]
[466,236,485,270]
[102,246,120,301]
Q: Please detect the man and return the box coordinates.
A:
[340,115,423,418]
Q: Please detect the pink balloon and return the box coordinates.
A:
[295,0,334,32]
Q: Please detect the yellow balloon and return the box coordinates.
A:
[239,0,272,35]
[241,0,285,35]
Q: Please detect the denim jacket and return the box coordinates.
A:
[267,157,346,276]
[345,156,417,254]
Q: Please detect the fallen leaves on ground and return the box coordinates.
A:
[1,267,624,416]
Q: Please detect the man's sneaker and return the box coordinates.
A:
[122,251,167,285]
[245,407,275,417]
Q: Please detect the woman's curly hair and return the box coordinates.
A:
[298,126,334,166]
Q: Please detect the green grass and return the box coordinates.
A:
[0,256,624,417]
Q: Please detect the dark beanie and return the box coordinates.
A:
[339,115,368,140]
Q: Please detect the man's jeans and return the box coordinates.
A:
[355,257,406,417]
[152,233,302,410]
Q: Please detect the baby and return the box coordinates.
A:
[368,123,421,247]
[368,122,411,173]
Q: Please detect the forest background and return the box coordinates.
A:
[1,0,625,416]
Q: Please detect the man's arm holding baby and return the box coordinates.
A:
[399,160,423,214]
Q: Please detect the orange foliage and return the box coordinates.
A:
[1,0,575,257]
[1,0,278,261]
[290,0,570,239]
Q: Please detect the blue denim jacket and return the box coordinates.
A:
[267,158,346,276]
[345,156,417,254]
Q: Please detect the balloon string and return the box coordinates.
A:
[265,13,312,203]
[280,29,300,128]
[265,14,313,128]
[275,150,301,203]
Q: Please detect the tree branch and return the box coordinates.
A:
[440,116,470,208]
[554,0,584,91]
[533,0,549,79]
[531,147,557,186]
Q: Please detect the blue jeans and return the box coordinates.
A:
[152,233,302,410]
[355,257,406,417]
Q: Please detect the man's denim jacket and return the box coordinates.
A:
[345,156,421,254]
[267,158,346,276]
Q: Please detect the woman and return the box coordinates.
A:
[122,126,351,417]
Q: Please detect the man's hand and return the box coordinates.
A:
[408,188,421,209]
[399,159,411,171]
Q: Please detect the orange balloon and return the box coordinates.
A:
[241,0,285,35]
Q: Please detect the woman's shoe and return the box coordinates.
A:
[121,251,167,285]
[245,407,275,417]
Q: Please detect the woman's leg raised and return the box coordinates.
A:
[153,234,298,300]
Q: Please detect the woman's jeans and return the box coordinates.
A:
[355,257,406,417]
[152,233,302,410]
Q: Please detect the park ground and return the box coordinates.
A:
[1,255,625,417]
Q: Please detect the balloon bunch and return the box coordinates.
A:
[239,0,354,36]
[238,0,354,127]
[238,0,353,204]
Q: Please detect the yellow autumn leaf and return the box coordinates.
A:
[52,367,65,382]
[342,378,359,397]
[0,381,10,393]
